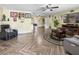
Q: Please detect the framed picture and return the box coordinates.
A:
[25,13,31,18]
[18,12,22,19]
[18,12,25,19]
[10,12,18,17]
[22,13,25,18]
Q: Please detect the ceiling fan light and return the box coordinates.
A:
[50,9,53,11]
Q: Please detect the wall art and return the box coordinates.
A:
[25,13,31,18]
[10,12,18,17]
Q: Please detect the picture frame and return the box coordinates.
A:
[25,13,31,18]
[22,13,25,18]
[18,12,25,19]
[10,12,18,17]
[18,12,21,19]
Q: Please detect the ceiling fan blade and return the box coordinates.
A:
[51,6,59,8]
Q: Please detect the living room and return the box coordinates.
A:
[0,4,79,55]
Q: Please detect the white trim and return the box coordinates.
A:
[18,31,33,35]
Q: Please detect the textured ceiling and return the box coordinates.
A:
[0,4,79,16]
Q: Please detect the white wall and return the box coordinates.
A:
[49,8,79,29]
[0,7,33,34]
[45,16,50,29]
[33,16,44,27]
[0,7,3,32]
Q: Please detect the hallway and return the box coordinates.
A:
[0,27,65,55]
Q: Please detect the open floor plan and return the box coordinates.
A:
[0,4,79,55]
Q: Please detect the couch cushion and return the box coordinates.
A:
[5,28,13,33]
[64,37,79,46]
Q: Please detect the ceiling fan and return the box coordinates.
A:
[38,4,59,11]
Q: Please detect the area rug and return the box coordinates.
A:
[44,32,63,46]
[45,37,63,46]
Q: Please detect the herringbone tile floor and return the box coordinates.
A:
[0,27,65,55]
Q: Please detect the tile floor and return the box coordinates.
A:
[0,27,65,55]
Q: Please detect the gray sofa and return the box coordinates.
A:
[64,37,79,55]
[0,25,18,41]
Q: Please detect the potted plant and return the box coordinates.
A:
[2,14,6,21]
[54,20,59,28]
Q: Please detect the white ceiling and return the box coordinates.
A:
[0,4,79,16]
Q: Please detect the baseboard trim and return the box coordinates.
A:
[18,31,33,35]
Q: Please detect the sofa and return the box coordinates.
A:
[64,36,79,55]
[0,25,18,41]
[50,28,66,41]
